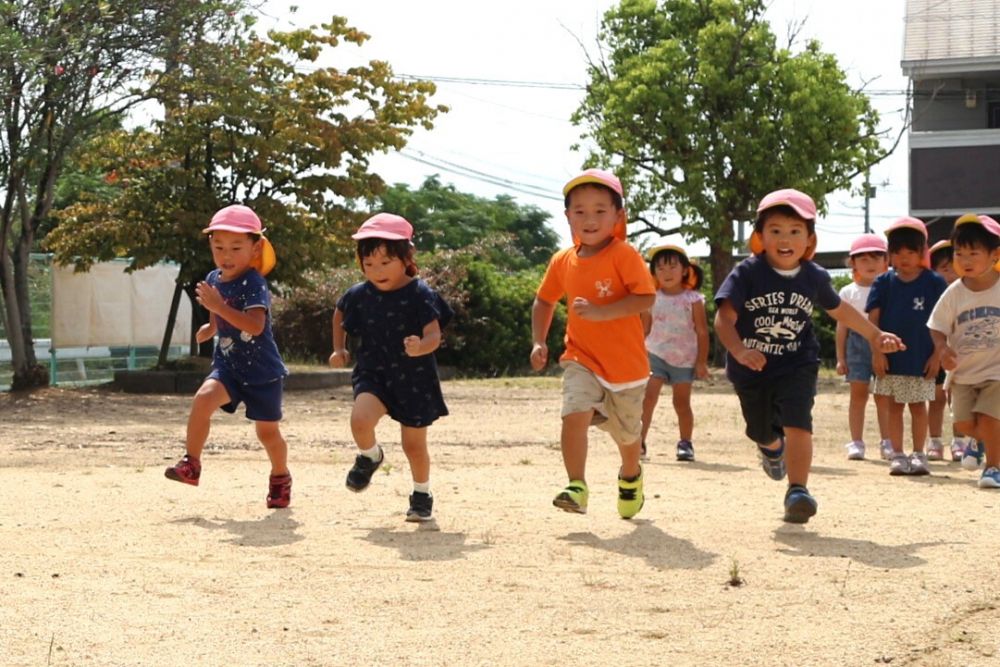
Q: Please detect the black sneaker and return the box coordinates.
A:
[676,439,695,462]
[345,446,383,492]
[783,485,818,524]
[406,491,434,522]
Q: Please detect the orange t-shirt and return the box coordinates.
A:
[537,239,656,385]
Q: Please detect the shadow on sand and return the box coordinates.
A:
[559,519,717,571]
[772,527,957,569]
[362,523,491,562]
[171,511,303,547]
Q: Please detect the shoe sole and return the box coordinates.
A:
[267,499,290,509]
[783,497,817,524]
[618,499,644,520]
[889,467,910,476]
[345,453,384,492]
[553,496,587,514]
[405,513,434,522]
[846,453,865,461]
[676,453,694,462]
[164,469,199,486]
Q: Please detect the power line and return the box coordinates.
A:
[397,149,564,202]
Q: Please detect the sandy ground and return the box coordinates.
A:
[1,373,999,667]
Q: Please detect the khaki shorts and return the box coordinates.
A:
[560,361,646,445]
[951,381,1000,423]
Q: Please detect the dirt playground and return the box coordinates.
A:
[1,373,998,666]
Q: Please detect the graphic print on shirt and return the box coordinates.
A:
[957,306,1000,354]
[743,290,813,356]
[913,297,925,311]
[595,278,613,298]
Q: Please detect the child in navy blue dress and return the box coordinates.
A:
[330,213,453,522]
[164,205,291,509]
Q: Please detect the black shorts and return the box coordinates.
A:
[734,365,818,445]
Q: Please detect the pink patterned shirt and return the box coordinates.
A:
[645,289,703,367]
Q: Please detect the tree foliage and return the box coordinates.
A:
[1,0,239,388]
[574,0,886,288]
[376,176,559,268]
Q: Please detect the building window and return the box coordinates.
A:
[991,102,1000,129]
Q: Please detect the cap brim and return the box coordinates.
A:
[351,230,410,241]
[757,200,816,221]
[849,246,887,256]
[203,224,267,235]
[562,174,623,198]
[645,244,687,260]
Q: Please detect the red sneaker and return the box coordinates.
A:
[267,473,292,509]
[164,455,201,486]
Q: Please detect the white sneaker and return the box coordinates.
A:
[909,452,930,476]
[845,440,865,460]
[961,441,984,471]
[926,438,944,461]
[880,439,894,461]
[978,467,1000,489]
[889,452,911,476]
[950,438,966,462]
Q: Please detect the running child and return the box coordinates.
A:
[835,233,892,461]
[164,205,291,509]
[714,189,904,523]
[926,239,965,461]
[329,213,453,522]
[639,243,709,462]
[867,218,948,476]
[530,168,656,519]
[927,214,1000,488]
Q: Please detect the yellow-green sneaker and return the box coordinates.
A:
[617,466,644,519]
[553,480,588,514]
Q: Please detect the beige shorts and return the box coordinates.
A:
[873,374,935,404]
[951,381,1000,423]
[560,361,646,445]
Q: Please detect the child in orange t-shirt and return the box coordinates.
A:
[530,169,656,519]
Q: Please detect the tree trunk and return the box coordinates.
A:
[708,241,736,368]
[157,281,184,367]
[183,281,213,358]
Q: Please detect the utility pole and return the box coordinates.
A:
[863,171,875,234]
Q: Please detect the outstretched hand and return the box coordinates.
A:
[873,332,906,355]
[732,348,766,372]
[195,281,225,314]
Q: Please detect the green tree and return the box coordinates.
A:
[574,0,886,289]
[46,15,444,365]
[1,0,240,389]
[376,176,559,268]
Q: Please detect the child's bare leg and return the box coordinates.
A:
[185,379,230,459]
[256,420,289,476]
[616,439,641,479]
[561,411,592,482]
[400,425,430,484]
[672,382,694,441]
[908,401,928,453]
[928,385,947,439]
[887,400,906,453]
[351,392,388,450]
[847,381,869,442]
[639,377,665,444]
[874,394,892,442]
[784,426,812,487]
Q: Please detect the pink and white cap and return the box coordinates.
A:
[203,204,265,234]
[849,233,887,256]
[756,188,817,221]
[352,213,413,241]
[955,213,1000,238]
[562,168,624,198]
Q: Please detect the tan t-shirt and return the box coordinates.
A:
[537,239,656,386]
[927,278,1000,385]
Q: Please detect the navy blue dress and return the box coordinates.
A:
[337,278,453,427]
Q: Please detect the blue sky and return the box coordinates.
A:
[260,0,910,252]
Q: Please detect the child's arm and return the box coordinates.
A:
[929,329,957,371]
[195,316,217,344]
[640,309,652,337]
[867,307,888,377]
[530,297,556,371]
[692,300,710,379]
[195,281,265,336]
[713,300,766,371]
[828,300,904,352]
[572,293,655,321]
[328,307,351,368]
[404,319,442,357]
[834,321,848,376]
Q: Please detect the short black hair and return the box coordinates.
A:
[952,222,1000,252]
[930,244,953,268]
[886,227,926,254]
[356,237,417,276]
[755,205,815,234]
[564,183,623,210]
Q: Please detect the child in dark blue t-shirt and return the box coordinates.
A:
[866,218,947,476]
[715,189,904,524]
[164,205,291,509]
[330,213,452,523]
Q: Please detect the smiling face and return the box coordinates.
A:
[653,254,686,293]
[361,245,411,291]
[209,230,260,281]
[565,184,625,255]
[759,212,813,271]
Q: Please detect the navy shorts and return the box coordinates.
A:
[734,365,817,445]
[209,369,284,422]
[844,331,873,383]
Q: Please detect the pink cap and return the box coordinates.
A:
[203,205,265,234]
[885,216,927,239]
[562,168,624,198]
[352,213,413,241]
[756,188,817,221]
[955,213,1000,238]
[849,233,887,256]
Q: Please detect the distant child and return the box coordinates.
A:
[329,213,453,522]
[714,189,904,523]
[927,214,1000,488]
[164,205,291,509]
[926,239,965,461]
[867,218,948,476]
[530,169,656,518]
[835,234,892,461]
[639,243,709,462]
